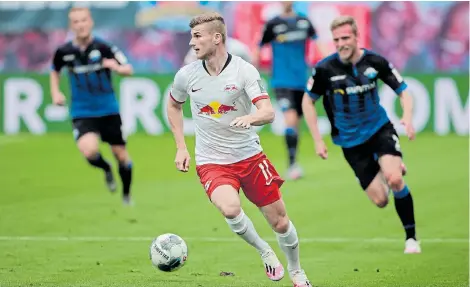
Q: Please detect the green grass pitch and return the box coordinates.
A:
[0,132,468,287]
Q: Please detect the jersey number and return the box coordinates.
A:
[392,134,401,152]
[258,160,274,185]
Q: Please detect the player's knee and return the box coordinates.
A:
[373,197,389,208]
[271,214,289,234]
[81,146,99,159]
[385,172,404,191]
[112,147,129,163]
[221,205,242,220]
[77,135,99,159]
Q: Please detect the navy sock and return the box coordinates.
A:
[285,127,298,166]
[119,161,133,197]
[87,153,111,172]
[393,185,416,240]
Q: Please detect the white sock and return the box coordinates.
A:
[225,209,271,254]
[276,220,301,272]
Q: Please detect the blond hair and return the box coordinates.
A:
[189,12,226,43]
[330,15,358,36]
[68,7,91,19]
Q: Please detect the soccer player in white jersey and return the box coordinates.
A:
[167,12,311,287]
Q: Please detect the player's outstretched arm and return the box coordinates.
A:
[302,93,327,159]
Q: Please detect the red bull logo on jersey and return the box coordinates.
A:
[197,101,238,119]
[224,84,239,94]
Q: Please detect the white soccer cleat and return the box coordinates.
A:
[123,195,134,206]
[290,269,312,287]
[261,249,285,281]
[287,163,303,180]
[404,238,421,254]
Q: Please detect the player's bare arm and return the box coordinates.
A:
[167,98,190,172]
[398,90,415,141]
[230,98,275,128]
[102,59,134,76]
[301,94,327,159]
[49,70,66,106]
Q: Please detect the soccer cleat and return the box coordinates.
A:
[287,163,303,180]
[261,249,285,281]
[404,238,421,254]
[290,269,312,287]
[122,194,133,206]
[105,170,117,192]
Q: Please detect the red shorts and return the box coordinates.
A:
[196,152,285,207]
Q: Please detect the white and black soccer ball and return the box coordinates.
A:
[149,233,188,272]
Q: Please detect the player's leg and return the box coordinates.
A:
[111,145,132,204]
[375,124,419,253]
[342,143,389,207]
[241,153,310,286]
[210,185,272,253]
[276,89,302,180]
[73,118,114,191]
[196,164,278,281]
[260,200,310,286]
[100,115,133,204]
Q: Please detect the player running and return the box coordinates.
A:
[254,2,322,180]
[50,7,134,205]
[167,12,312,287]
[302,16,420,254]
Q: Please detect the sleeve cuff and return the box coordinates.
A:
[252,94,269,104]
[170,92,185,104]
[395,82,407,95]
[305,89,321,101]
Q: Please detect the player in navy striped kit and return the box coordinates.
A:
[50,7,134,205]
[302,16,420,254]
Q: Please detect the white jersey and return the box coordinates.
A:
[171,54,268,165]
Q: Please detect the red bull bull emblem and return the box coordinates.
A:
[197,101,237,119]
[224,84,238,94]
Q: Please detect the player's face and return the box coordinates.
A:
[332,24,358,62]
[189,23,219,60]
[282,2,293,13]
[69,10,93,40]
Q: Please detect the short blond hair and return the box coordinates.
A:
[189,12,226,43]
[330,15,358,36]
[68,7,91,19]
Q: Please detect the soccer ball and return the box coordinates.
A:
[149,233,188,272]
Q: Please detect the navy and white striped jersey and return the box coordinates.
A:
[52,38,128,119]
[305,49,407,148]
[260,15,317,90]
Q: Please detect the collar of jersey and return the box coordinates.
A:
[202,53,232,76]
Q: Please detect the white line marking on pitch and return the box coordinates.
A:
[0,236,467,244]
